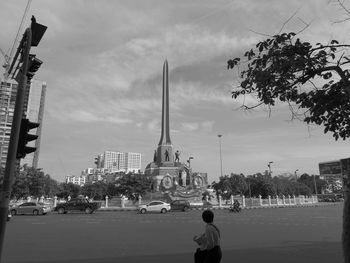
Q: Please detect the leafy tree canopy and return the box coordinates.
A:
[228,32,350,140]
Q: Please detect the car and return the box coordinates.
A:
[7,209,11,221]
[138,201,171,214]
[54,198,100,214]
[38,203,52,214]
[170,200,190,212]
[10,202,47,216]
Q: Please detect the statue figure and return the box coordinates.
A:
[175,150,180,162]
[165,149,170,161]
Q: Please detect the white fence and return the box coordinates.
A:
[217,195,318,209]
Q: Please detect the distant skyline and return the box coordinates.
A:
[1,0,350,182]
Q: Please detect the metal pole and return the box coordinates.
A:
[268,161,273,176]
[218,135,223,178]
[0,28,31,262]
[313,174,318,195]
[295,169,299,196]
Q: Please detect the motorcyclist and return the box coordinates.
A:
[229,200,241,212]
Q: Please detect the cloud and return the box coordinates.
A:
[181,122,199,132]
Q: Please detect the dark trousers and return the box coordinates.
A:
[195,246,222,263]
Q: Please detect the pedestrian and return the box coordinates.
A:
[193,209,222,263]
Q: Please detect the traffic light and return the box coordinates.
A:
[26,54,42,83]
[14,54,42,84]
[16,118,40,159]
[30,17,47,47]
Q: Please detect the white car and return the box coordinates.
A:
[138,201,171,214]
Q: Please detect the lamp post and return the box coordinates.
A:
[313,174,318,195]
[267,161,273,176]
[294,169,299,196]
[218,135,223,178]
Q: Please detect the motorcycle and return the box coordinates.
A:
[229,200,242,213]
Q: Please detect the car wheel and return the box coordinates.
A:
[57,208,65,214]
[10,210,16,216]
[33,210,39,216]
[140,208,146,214]
[85,207,92,214]
[183,206,189,212]
[161,208,167,214]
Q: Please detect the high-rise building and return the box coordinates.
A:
[100,151,141,173]
[0,81,18,168]
[0,79,46,168]
[22,80,47,168]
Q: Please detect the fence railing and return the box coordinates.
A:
[100,194,318,208]
[10,194,318,209]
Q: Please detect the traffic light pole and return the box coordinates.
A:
[0,28,31,262]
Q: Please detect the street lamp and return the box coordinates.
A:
[267,161,273,176]
[218,135,223,178]
[187,156,194,168]
[294,169,299,196]
[313,174,318,195]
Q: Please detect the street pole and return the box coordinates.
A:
[218,135,223,178]
[268,161,273,176]
[295,169,299,196]
[0,28,32,261]
[313,174,318,195]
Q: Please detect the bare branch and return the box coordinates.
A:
[278,7,301,34]
[295,17,312,35]
[247,28,272,38]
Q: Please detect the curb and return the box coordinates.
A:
[97,202,338,212]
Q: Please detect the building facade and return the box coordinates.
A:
[0,80,46,169]
[100,151,141,173]
[66,175,86,186]
[0,81,17,168]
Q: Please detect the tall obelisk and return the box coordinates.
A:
[157,60,173,164]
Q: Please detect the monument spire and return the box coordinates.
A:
[158,59,172,146]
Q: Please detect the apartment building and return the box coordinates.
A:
[99,151,141,173]
[0,80,46,168]
[66,175,86,186]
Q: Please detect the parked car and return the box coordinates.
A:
[7,209,11,221]
[38,203,52,214]
[54,198,100,214]
[10,202,47,216]
[138,201,171,214]
[170,200,190,212]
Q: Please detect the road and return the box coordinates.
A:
[2,203,343,263]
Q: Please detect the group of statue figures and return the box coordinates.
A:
[153,149,181,163]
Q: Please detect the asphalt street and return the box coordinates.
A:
[2,203,343,263]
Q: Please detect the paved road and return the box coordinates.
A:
[2,203,343,263]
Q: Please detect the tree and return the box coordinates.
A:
[227,32,350,262]
[228,33,350,141]
[56,183,81,199]
[298,173,326,194]
[81,181,107,200]
[115,173,152,200]
[246,173,275,198]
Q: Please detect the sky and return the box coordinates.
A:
[1,0,350,183]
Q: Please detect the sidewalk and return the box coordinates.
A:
[98,202,337,212]
[18,241,342,263]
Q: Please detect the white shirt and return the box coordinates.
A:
[204,223,220,250]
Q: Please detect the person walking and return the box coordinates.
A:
[193,210,222,263]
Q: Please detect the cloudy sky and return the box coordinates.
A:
[1,0,350,182]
